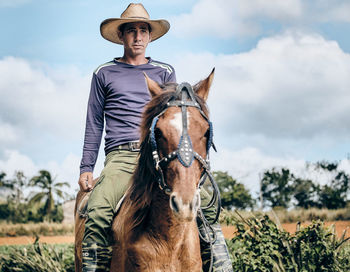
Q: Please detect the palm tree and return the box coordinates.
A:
[0,171,14,200]
[29,170,70,220]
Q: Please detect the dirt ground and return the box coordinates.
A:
[1,221,349,245]
[0,236,74,245]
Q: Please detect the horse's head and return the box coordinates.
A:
[143,69,215,222]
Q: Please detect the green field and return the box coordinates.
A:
[1,212,350,272]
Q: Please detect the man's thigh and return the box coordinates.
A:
[88,150,138,213]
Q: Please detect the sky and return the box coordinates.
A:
[1,0,350,197]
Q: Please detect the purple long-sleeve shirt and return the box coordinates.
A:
[80,57,176,174]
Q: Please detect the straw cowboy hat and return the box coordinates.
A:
[100,3,170,45]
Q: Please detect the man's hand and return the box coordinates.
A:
[78,172,93,192]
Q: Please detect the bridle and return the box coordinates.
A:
[149,82,221,223]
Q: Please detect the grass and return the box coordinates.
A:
[220,207,350,224]
[227,212,350,271]
[0,242,74,272]
[1,211,350,272]
[0,222,74,237]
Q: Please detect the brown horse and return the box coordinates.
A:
[75,70,215,271]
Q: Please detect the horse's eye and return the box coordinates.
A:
[155,128,163,139]
[204,129,210,138]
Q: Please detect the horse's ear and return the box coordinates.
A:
[144,72,162,97]
[195,68,215,101]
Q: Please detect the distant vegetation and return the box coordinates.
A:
[0,170,72,223]
[1,160,349,223]
[0,222,74,237]
[214,160,350,211]
[221,207,350,224]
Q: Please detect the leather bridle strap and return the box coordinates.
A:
[149,82,221,222]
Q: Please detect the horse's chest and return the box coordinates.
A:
[127,237,201,272]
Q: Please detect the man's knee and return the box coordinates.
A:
[84,206,114,246]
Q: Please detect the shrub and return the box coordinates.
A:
[0,241,74,272]
[226,212,350,272]
[0,222,74,237]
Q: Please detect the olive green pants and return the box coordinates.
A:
[83,150,217,246]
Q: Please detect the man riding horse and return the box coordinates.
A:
[78,3,233,271]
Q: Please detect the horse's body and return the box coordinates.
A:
[75,71,215,272]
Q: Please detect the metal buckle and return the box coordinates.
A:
[128,141,140,152]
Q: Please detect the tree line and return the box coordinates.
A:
[214,160,350,210]
[1,160,349,224]
[0,170,71,223]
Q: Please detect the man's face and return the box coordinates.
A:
[119,22,152,58]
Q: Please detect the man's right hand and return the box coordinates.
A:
[78,172,93,192]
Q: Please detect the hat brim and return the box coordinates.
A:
[100,18,170,45]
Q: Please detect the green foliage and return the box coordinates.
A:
[261,168,294,208]
[0,169,70,223]
[1,200,64,224]
[213,171,255,210]
[0,203,10,220]
[318,172,349,209]
[260,161,350,210]
[291,222,350,271]
[221,207,350,224]
[1,216,350,271]
[292,178,319,209]
[225,212,350,272]
[0,222,74,237]
[0,242,74,272]
[29,170,70,221]
[0,172,12,190]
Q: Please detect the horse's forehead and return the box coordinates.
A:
[169,111,190,136]
[158,108,185,137]
[159,107,205,137]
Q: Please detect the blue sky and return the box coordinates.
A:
[1,0,350,195]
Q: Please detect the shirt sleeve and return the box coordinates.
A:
[79,73,105,174]
[165,65,177,83]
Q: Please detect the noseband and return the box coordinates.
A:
[149,82,221,223]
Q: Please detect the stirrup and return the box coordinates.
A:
[199,223,233,272]
[82,242,113,272]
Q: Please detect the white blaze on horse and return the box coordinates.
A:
[75,70,216,272]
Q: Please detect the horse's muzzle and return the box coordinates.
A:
[169,190,201,222]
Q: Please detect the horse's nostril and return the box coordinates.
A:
[170,195,179,213]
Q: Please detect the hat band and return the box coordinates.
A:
[121,16,149,20]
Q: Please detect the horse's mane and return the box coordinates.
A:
[115,81,209,241]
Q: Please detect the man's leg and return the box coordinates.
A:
[82,150,138,272]
[199,188,233,272]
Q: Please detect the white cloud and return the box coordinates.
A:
[0,120,19,143]
[173,31,350,141]
[171,0,350,38]
[304,0,350,23]
[0,56,90,148]
[0,150,38,178]
[171,0,302,38]
[0,57,104,194]
[328,3,350,22]
[0,149,86,192]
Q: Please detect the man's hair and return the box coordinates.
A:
[118,22,152,34]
